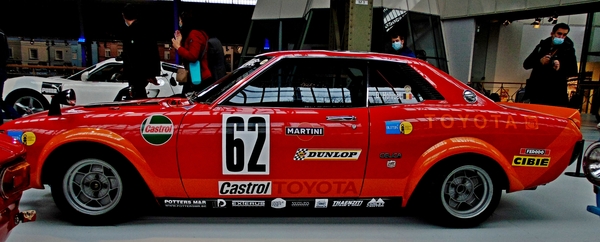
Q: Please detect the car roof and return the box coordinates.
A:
[257,50,418,63]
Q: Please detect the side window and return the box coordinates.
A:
[87,64,124,82]
[368,61,443,106]
[223,58,367,108]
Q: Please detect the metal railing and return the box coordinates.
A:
[5,64,85,78]
[469,80,600,115]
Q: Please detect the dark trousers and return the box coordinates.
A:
[128,79,149,99]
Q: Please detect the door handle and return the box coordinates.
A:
[326,116,356,122]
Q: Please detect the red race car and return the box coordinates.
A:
[0,51,583,227]
[0,134,35,242]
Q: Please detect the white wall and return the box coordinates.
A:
[486,16,585,83]
[442,18,476,83]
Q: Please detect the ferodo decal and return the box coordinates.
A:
[285,123,324,141]
[519,148,550,156]
[222,114,270,175]
[385,121,412,135]
[293,148,361,161]
[41,82,62,95]
[512,156,550,167]
[219,181,272,195]
[141,115,174,145]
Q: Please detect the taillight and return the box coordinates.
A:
[0,162,30,199]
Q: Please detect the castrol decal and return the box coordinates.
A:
[141,115,174,145]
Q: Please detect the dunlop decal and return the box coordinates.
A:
[512,156,550,167]
[293,148,361,161]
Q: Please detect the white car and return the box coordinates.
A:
[2,58,183,116]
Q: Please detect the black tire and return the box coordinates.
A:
[420,162,502,228]
[50,153,144,225]
[5,89,50,116]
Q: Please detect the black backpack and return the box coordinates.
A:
[207,37,226,80]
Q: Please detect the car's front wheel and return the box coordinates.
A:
[51,155,141,224]
[422,163,501,227]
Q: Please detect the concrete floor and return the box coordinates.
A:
[8,114,600,242]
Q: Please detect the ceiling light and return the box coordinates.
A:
[532,18,541,28]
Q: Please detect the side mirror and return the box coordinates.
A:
[80,71,89,82]
[49,89,77,116]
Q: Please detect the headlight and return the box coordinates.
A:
[583,142,600,186]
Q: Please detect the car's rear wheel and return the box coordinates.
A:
[422,163,501,227]
[51,155,140,224]
[5,90,49,116]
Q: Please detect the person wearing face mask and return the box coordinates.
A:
[171,10,214,95]
[120,3,161,99]
[386,32,415,58]
[523,23,577,107]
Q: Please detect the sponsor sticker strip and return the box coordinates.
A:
[159,198,392,209]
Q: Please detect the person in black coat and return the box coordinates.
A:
[0,28,21,122]
[121,3,160,99]
[523,23,578,107]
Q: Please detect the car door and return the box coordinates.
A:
[177,57,369,202]
[362,60,446,197]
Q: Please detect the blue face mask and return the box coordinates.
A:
[553,37,564,45]
[392,41,402,51]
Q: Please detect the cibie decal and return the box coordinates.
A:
[315,199,328,208]
[271,198,286,209]
[385,121,412,135]
[285,123,324,141]
[366,198,385,208]
[219,181,272,195]
[512,156,550,167]
[293,149,361,161]
[519,148,550,156]
[222,114,270,175]
[141,115,174,145]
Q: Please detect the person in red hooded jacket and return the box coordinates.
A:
[171,10,214,95]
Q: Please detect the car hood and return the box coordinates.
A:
[500,102,581,128]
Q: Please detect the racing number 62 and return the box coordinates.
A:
[224,115,269,174]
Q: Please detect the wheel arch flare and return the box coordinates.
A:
[402,137,525,206]
[38,128,160,194]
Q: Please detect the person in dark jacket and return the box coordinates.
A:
[121,3,161,99]
[523,23,577,107]
[0,28,20,123]
[172,10,214,95]
[385,32,416,58]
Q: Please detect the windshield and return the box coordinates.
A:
[66,64,97,80]
[190,56,272,103]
